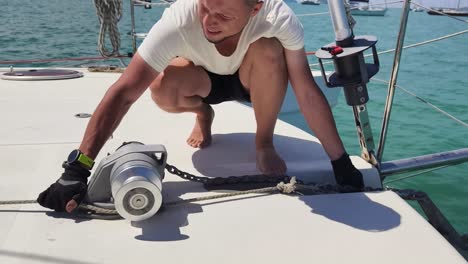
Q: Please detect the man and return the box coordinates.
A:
[38,0,364,213]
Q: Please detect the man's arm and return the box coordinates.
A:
[284,48,364,189]
[36,53,160,213]
[284,47,345,161]
[79,53,159,159]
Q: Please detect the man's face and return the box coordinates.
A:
[198,0,260,44]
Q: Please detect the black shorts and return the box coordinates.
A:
[202,70,251,105]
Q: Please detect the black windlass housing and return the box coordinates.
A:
[315,35,380,106]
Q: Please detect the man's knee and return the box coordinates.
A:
[248,38,285,65]
[240,38,287,89]
[149,66,182,111]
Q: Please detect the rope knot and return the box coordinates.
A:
[276,176,297,194]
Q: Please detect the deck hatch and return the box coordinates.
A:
[1,69,83,81]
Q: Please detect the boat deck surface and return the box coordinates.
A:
[0,68,465,263]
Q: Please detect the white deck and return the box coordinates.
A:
[0,68,465,263]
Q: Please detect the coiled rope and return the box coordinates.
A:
[93,0,123,57]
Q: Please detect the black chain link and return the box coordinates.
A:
[165,163,296,186]
[390,188,428,200]
[164,163,387,194]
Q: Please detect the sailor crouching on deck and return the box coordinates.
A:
[37,0,364,213]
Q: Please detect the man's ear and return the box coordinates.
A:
[251,1,264,16]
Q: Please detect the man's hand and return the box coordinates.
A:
[37,162,90,212]
[331,153,364,189]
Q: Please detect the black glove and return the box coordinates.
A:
[37,162,91,212]
[331,152,364,189]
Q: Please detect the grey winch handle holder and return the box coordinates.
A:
[85,143,167,221]
[315,35,380,106]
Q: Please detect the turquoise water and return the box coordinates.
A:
[1,0,467,234]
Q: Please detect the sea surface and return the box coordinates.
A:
[1,0,467,234]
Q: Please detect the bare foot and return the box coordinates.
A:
[256,147,287,175]
[187,105,214,148]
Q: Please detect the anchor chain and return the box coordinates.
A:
[164,163,295,186]
[164,163,385,195]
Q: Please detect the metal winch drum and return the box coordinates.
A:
[86,142,167,221]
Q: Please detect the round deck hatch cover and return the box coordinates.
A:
[1,69,83,81]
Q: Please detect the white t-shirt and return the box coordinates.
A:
[138,0,304,75]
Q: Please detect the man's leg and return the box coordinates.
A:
[239,38,288,175]
[149,57,214,148]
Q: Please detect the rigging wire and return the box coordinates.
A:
[372,29,468,56]
[372,77,468,128]
[296,1,404,17]
[309,28,468,67]
[117,58,128,67]
[296,11,330,17]
[384,165,450,184]
[412,1,468,24]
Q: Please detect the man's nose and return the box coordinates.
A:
[204,14,219,28]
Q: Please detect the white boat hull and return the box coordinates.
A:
[351,7,388,16]
[0,68,465,263]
